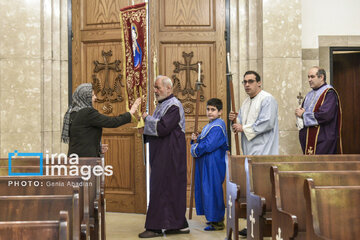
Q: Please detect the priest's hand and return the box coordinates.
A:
[138,127,144,135]
[142,112,148,119]
[191,132,199,141]
[232,123,243,133]
[229,111,238,121]
[295,107,305,118]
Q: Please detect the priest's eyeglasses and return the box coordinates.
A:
[242,79,256,85]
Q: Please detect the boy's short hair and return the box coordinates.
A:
[207,98,223,111]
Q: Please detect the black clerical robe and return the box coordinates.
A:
[143,95,188,230]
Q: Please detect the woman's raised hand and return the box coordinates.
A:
[129,97,142,115]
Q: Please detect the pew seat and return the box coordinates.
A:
[304,179,360,240]
[245,159,360,240]
[0,211,69,240]
[270,168,360,240]
[0,193,80,240]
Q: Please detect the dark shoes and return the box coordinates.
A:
[164,228,190,235]
[139,228,190,238]
[204,221,224,231]
[239,228,247,237]
[138,230,163,238]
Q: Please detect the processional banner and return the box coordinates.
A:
[120,3,147,127]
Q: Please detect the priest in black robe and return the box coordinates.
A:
[138,75,189,238]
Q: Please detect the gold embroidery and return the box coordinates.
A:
[307,146,314,155]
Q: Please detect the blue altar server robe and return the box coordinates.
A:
[190,118,228,222]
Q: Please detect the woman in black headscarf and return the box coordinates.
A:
[61,83,141,157]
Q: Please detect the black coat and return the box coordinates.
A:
[68,108,132,157]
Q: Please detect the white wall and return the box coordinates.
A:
[302,0,360,48]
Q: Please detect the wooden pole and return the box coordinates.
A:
[189,63,202,219]
[227,53,240,155]
[229,77,240,155]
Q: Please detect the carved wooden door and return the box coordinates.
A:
[149,0,227,206]
[72,0,146,213]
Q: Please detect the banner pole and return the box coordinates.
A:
[145,0,150,209]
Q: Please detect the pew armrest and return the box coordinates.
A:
[246,192,266,239]
[93,198,100,240]
[80,221,90,240]
[248,192,266,217]
[226,181,239,240]
[100,191,106,240]
[272,207,298,239]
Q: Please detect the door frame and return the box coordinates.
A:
[67,0,73,105]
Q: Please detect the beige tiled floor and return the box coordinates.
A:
[105,210,273,240]
[106,210,242,240]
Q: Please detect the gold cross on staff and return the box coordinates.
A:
[297,92,303,105]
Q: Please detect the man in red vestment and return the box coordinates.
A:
[295,67,342,154]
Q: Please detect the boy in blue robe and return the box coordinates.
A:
[190,98,229,231]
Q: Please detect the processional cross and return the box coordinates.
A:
[297,92,304,106]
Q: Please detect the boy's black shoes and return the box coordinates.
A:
[239,228,247,237]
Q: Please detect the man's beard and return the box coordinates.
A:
[156,93,167,101]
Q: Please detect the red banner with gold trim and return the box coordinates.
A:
[120,3,147,127]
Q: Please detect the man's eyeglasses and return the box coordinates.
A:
[242,79,256,85]
[308,75,316,79]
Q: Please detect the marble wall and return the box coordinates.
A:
[0,0,68,157]
[230,0,303,154]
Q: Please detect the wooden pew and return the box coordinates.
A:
[226,153,241,240]
[245,159,360,240]
[270,168,360,240]
[304,179,360,240]
[1,156,105,240]
[0,157,103,240]
[0,166,41,176]
[69,158,102,240]
[45,156,104,240]
[0,175,90,239]
[0,210,69,240]
[0,192,80,240]
[0,157,40,166]
[225,154,360,240]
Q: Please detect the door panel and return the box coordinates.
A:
[333,52,360,154]
[73,0,226,212]
[150,0,226,206]
[72,0,146,213]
